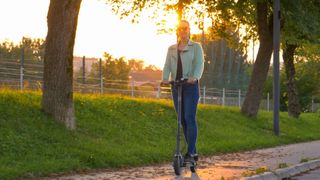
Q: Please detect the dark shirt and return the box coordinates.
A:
[176,50,183,81]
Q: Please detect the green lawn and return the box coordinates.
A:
[0,89,319,179]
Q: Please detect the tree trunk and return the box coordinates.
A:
[241,1,273,117]
[42,0,82,130]
[283,43,300,118]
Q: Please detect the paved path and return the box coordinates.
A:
[44,140,320,180]
[292,167,320,179]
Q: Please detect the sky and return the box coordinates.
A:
[0,0,181,68]
[0,0,260,68]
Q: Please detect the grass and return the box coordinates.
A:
[0,89,320,179]
[241,166,269,177]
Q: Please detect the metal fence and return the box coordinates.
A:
[0,58,319,112]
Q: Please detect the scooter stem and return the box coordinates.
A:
[176,83,183,155]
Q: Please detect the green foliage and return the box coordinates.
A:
[0,41,20,59]
[0,37,45,61]
[278,163,289,169]
[103,52,130,82]
[104,0,319,63]
[85,52,131,88]
[295,59,320,111]
[300,157,314,163]
[1,89,320,178]
[105,0,180,35]
[263,58,320,112]
[128,59,144,71]
[0,38,45,84]
[281,0,320,45]
[199,39,253,90]
[296,43,320,61]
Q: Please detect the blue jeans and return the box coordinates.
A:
[171,82,199,155]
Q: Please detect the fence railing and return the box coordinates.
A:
[1,58,319,112]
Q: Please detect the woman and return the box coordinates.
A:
[161,20,204,162]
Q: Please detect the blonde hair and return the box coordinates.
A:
[179,20,190,27]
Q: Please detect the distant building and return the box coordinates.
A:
[129,70,162,88]
[73,56,99,72]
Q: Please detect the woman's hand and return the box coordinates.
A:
[160,80,170,86]
[187,77,198,84]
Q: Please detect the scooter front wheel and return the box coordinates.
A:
[173,156,183,175]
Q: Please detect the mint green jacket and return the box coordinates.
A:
[162,40,204,81]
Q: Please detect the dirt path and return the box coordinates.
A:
[43,140,320,180]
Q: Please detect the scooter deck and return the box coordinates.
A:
[183,161,197,173]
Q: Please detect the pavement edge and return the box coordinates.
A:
[243,159,320,180]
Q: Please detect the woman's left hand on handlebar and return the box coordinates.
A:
[187,77,197,84]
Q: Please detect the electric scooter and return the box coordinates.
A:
[170,79,197,176]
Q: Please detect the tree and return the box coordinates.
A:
[198,39,252,90]
[105,0,203,32]
[282,43,300,117]
[263,44,320,112]
[87,52,131,89]
[0,37,45,61]
[115,57,131,81]
[295,45,320,112]
[144,64,161,72]
[42,0,82,130]
[128,59,144,71]
[280,0,320,118]
[103,53,130,82]
[20,37,45,61]
[0,38,45,84]
[209,0,319,117]
[232,1,274,117]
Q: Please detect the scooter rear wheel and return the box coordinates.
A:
[190,165,196,173]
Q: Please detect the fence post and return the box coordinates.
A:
[203,86,206,104]
[20,48,24,90]
[99,58,103,94]
[131,79,134,97]
[311,96,314,112]
[82,56,85,84]
[238,89,241,108]
[222,88,225,106]
[156,84,161,98]
[267,93,270,112]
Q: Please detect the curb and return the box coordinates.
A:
[243,159,320,180]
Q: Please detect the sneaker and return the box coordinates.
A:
[184,153,195,163]
[193,154,199,162]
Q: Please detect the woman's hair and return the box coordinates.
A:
[179,20,190,28]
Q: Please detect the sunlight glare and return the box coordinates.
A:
[0,0,48,42]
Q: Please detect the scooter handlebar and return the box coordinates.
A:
[169,78,188,86]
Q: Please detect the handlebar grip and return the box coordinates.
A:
[170,78,188,86]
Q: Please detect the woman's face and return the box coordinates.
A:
[177,21,190,41]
